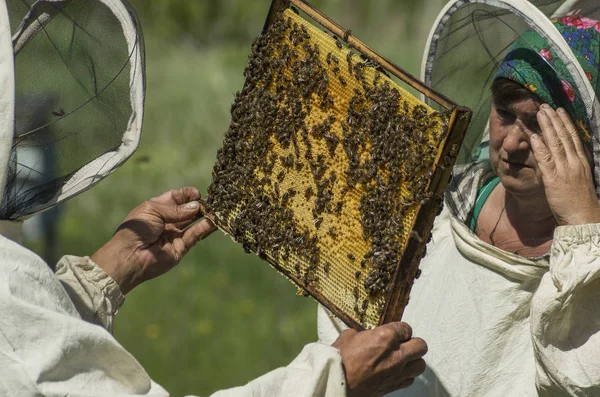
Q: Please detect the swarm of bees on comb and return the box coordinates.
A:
[204,6,465,329]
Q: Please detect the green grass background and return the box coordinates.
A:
[24,1,447,395]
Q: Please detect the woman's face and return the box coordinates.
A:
[489,97,545,197]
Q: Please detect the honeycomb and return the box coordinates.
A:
[205,8,453,329]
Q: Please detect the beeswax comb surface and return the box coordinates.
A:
[205,7,469,330]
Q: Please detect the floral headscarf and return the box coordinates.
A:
[495,15,600,148]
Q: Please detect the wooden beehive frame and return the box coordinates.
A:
[202,0,471,330]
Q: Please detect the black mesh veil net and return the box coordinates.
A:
[0,0,145,220]
[421,0,600,219]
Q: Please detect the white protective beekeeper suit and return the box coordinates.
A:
[317,1,600,396]
[0,1,346,396]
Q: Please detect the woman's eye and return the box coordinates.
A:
[496,109,515,123]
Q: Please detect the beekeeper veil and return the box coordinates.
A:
[421,0,600,220]
[0,0,144,233]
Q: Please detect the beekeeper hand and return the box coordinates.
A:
[91,187,216,294]
[332,322,427,397]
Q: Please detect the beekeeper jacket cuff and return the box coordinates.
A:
[55,255,125,334]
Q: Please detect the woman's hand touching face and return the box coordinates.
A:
[531,105,600,226]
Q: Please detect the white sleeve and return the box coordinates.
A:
[52,262,348,396]
[0,251,169,396]
[207,343,347,397]
[2,290,347,397]
[531,223,600,396]
[1,240,347,397]
[54,255,125,333]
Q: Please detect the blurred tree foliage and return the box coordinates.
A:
[128,0,442,45]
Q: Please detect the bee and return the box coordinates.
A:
[329,171,337,183]
[355,271,362,279]
[347,253,356,261]
[328,227,337,239]
[450,143,460,157]
[343,29,352,41]
[361,299,369,311]
[134,155,150,164]
[373,72,381,86]
[325,134,339,154]
[281,154,294,168]
[326,52,332,65]
[426,119,440,130]
[277,170,285,181]
[353,286,359,299]
[314,164,327,180]
[331,54,339,64]
[314,217,323,229]
[318,79,327,94]
[339,76,347,86]
[334,201,343,214]
[443,155,453,167]
[324,263,330,275]
[403,101,410,113]
[305,186,314,199]
[424,169,434,181]
[412,104,429,120]
[335,39,343,49]
[320,96,334,110]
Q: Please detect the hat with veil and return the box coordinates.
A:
[420,0,600,221]
[0,0,145,239]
